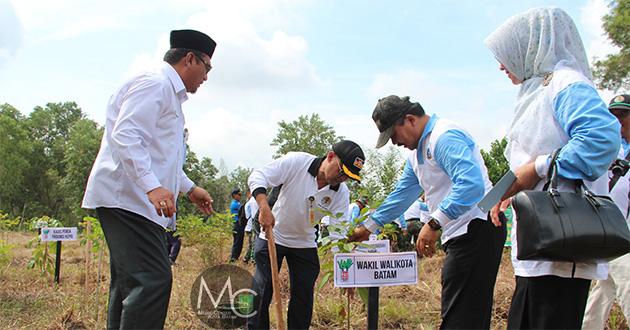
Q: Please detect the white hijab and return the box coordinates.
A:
[484,7,593,169]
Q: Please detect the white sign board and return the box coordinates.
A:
[355,239,390,253]
[41,227,78,241]
[333,252,417,288]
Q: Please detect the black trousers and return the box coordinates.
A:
[247,238,320,330]
[440,217,506,329]
[96,208,172,330]
[507,275,591,329]
[230,220,246,261]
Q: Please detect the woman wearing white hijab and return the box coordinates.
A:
[484,7,621,329]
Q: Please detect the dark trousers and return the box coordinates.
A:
[507,275,591,329]
[230,221,246,261]
[96,208,172,330]
[247,238,320,330]
[440,217,506,329]
[165,231,181,263]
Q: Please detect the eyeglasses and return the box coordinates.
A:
[192,53,212,73]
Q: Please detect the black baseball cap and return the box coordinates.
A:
[609,94,630,111]
[170,29,217,59]
[332,140,365,182]
[372,95,425,148]
[231,188,241,196]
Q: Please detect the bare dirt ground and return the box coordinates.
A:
[0,231,627,329]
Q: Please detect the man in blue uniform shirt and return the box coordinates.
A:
[229,188,244,262]
[350,95,506,329]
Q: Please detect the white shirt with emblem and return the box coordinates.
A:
[248,152,350,248]
[82,63,195,229]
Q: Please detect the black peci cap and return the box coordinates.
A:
[609,94,630,111]
[170,29,217,59]
[372,95,424,148]
[332,140,365,182]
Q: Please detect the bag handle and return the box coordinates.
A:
[543,148,601,208]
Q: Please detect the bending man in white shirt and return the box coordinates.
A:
[247,140,365,329]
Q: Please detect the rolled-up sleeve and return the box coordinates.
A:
[553,82,621,181]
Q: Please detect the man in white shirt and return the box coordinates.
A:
[82,29,215,329]
[243,194,259,263]
[247,140,365,329]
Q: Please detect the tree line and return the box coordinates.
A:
[0,102,509,227]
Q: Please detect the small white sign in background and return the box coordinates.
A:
[355,239,390,253]
[41,227,78,242]
[333,252,417,288]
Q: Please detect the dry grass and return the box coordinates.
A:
[1,231,627,329]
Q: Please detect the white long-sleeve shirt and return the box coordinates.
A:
[82,63,195,228]
[248,152,349,248]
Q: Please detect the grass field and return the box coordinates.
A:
[0,231,627,329]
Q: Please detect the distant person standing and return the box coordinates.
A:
[348,196,369,223]
[582,94,630,329]
[82,29,215,329]
[243,194,259,263]
[229,188,244,262]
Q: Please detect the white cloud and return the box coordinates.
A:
[119,0,324,169]
[0,0,23,65]
[366,68,516,150]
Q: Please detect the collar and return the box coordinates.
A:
[307,157,340,191]
[162,62,189,104]
[416,114,438,165]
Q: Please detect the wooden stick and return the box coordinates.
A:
[85,221,92,288]
[265,226,285,330]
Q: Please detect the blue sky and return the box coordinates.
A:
[0,0,619,171]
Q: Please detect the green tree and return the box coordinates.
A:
[229,166,253,199]
[60,119,103,225]
[357,146,405,204]
[481,138,509,184]
[270,113,343,158]
[0,104,32,215]
[592,0,630,91]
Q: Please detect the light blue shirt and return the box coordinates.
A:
[553,82,621,180]
[371,115,486,226]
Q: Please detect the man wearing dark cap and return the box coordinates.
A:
[82,29,216,329]
[349,95,505,329]
[583,93,630,329]
[247,140,365,329]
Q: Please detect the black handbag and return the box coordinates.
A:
[512,149,630,262]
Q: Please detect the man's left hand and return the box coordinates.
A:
[188,186,213,215]
[416,224,440,257]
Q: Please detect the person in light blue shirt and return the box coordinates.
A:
[350,95,506,329]
[484,7,621,329]
[229,188,244,262]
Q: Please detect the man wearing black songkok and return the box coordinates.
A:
[82,29,216,329]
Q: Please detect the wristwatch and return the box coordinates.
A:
[427,217,442,231]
